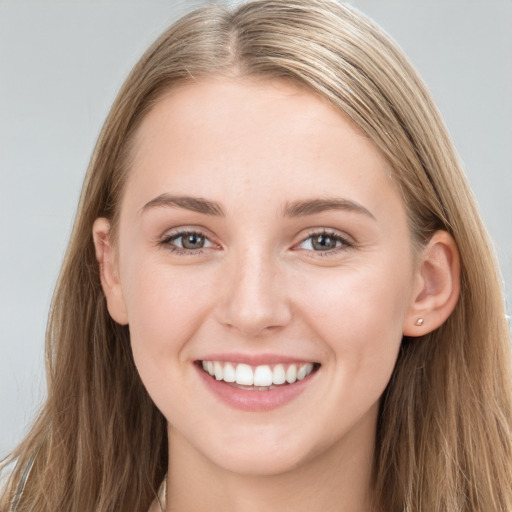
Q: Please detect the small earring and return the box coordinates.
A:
[415,318,424,326]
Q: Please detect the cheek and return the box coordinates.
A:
[297,258,411,387]
[121,262,216,378]
[304,263,408,330]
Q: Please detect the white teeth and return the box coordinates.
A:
[253,365,273,386]
[223,363,236,383]
[286,365,297,384]
[201,360,316,387]
[214,361,223,381]
[297,363,313,381]
[272,364,286,385]
[235,364,254,385]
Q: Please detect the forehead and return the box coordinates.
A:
[123,77,403,224]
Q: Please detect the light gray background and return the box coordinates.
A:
[1,1,511,458]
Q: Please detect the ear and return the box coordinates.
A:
[92,218,129,325]
[403,230,460,337]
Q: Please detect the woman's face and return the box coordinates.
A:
[107,77,421,476]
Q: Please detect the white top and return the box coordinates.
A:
[147,479,166,512]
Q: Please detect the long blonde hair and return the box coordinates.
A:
[2,1,511,510]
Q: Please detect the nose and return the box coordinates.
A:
[215,247,292,338]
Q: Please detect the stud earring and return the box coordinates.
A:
[415,318,424,326]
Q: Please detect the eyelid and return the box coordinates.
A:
[159,225,216,241]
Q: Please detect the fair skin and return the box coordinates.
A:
[93,77,459,512]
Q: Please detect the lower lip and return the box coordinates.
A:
[195,364,318,412]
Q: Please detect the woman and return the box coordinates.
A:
[1,1,511,510]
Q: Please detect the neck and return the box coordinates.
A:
[165,413,377,512]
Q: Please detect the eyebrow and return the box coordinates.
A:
[141,194,224,216]
[283,198,376,220]
[140,194,375,220]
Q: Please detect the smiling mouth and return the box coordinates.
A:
[198,360,321,390]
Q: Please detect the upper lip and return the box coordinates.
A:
[197,352,319,366]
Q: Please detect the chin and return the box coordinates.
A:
[200,430,321,477]
[212,449,307,477]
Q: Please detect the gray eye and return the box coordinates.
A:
[179,233,206,250]
[310,233,339,251]
[297,231,351,253]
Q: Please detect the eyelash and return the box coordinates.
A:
[296,230,353,256]
[159,230,214,255]
[158,229,353,256]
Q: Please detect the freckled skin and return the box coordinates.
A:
[109,77,422,510]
